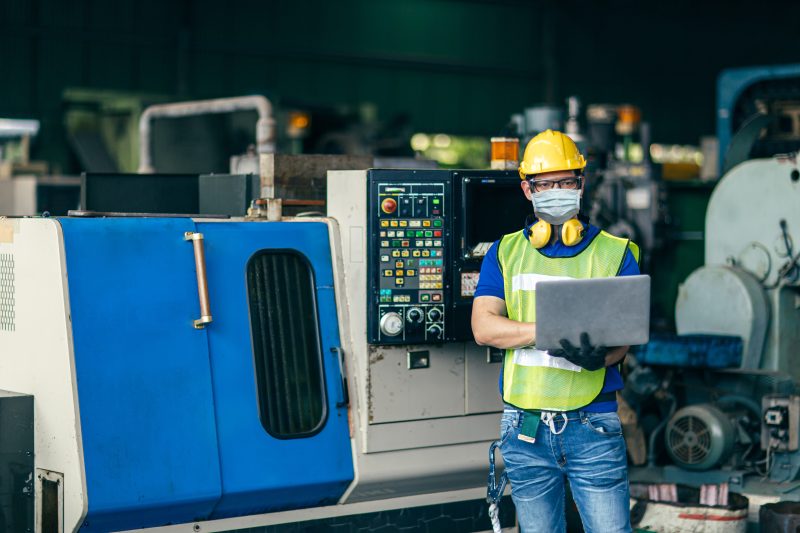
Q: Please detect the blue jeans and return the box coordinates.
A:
[499,406,631,533]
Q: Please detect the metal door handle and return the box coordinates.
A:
[185,232,212,329]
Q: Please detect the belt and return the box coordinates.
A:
[504,391,618,436]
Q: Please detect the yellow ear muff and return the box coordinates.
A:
[528,219,552,249]
[561,218,585,246]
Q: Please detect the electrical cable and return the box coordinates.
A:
[764,219,799,288]
[647,393,677,467]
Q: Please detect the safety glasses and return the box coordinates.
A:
[527,176,583,193]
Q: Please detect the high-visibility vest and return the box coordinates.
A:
[497,228,639,411]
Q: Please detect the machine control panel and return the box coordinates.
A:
[365,169,521,345]
[368,172,450,344]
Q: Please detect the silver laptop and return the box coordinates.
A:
[534,275,650,352]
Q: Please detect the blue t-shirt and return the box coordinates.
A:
[474,223,640,413]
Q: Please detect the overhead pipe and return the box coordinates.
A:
[138,95,275,174]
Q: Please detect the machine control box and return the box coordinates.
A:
[366,169,525,345]
[762,394,800,452]
[368,171,450,344]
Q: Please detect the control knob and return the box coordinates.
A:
[379,312,403,337]
[406,307,424,324]
[426,324,443,340]
[427,306,443,322]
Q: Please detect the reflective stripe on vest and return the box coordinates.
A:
[497,228,635,411]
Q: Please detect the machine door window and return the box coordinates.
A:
[246,250,326,438]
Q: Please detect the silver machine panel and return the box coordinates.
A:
[327,169,511,503]
[675,157,800,374]
[645,154,800,496]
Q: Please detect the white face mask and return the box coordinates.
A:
[531,189,581,225]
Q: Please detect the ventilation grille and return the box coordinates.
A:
[667,415,712,465]
[0,254,14,332]
[247,251,325,438]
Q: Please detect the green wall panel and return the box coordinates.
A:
[138,48,179,94]
[4,0,798,172]
[1,0,545,171]
[40,0,84,29]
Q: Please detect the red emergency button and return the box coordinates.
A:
[381,198,397,214]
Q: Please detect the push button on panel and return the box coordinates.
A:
[380,312,403,337]
[381,197,398,214]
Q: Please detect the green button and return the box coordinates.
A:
[433,199,440,205]
[433,220,443,227]
[425,231,433,237]
[421,294,430,302]
[415,230,424,237]
[391,240,401,247]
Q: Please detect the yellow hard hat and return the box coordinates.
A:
[518,129,586,179]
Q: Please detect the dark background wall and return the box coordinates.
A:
[1,0,799,172]
[555,0,800,144]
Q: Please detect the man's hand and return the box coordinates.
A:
[551,332,607,371]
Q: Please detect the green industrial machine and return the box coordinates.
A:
[649,180,715,330]
[629,154,800,504]
[628,67,800,526]
[63,88,171,173]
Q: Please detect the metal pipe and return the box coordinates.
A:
[138,95,275,174]
[184,231,212,329]
[716,394,762,420]
[647,393,677,467]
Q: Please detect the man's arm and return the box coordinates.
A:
[471,295,536,349]
[606,345,628,366]
[472,296,628,362]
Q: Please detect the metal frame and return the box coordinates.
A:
[117,486,492,532]
[35,469,64,533]
[716,63,800,171]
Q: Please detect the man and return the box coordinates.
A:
[471,130,639,532]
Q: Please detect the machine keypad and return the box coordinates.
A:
[370,180,447,343]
